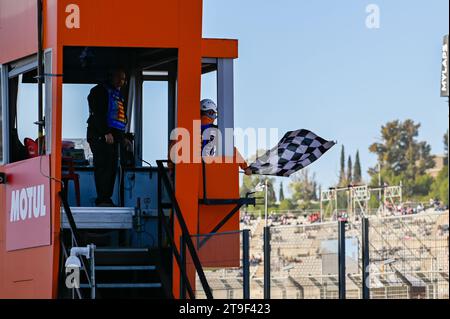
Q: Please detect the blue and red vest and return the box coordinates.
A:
[107,86,127,131]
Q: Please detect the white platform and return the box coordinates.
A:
[61,207,134,229]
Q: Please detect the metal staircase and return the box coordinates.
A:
[78,248,171,299]
[59,160,254,299]
[59,189,173,299]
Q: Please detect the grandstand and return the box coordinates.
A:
[195,210,449,299]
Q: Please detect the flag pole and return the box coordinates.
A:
[264,178,268,227]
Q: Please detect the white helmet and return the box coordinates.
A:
[200,99,217,113]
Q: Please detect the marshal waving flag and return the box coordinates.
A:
[249,129,336,177]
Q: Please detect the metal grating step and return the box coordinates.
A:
[61,207,134,229]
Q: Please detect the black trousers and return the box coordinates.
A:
[89,139,119,205]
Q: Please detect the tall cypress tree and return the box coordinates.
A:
[312,180,318,201]
[339,145,346,186]
[354,150,362,184]
[347,155,353,185]
[279,182,285,202]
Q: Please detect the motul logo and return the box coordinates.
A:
[9,185,47,222]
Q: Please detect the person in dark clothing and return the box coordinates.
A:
[87,69,131,207]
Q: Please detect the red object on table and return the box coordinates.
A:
[24,138,38,158]
[62,156,81,206]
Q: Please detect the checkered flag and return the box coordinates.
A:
[249,129,336,177]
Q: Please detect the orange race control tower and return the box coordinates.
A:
[0,0,255,299]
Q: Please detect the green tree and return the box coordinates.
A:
[279,199,295,211]
[339,145,346,186]
[290,169,318,209]
[347,155,352,185]
[429,166,449,206]
[312,180,318,201]
[279,182,285,202]
[444,130,448,166]
[429,131,449,206]
[369,119,435,198]
[353,150,362,184]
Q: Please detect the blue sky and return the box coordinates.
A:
[17,0,449,198]
[202,0,449,194]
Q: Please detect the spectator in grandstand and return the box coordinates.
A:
[416,203,424,213]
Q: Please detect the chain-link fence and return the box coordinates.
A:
[263,211,448,299]
[183,211,448,299]
[364,212,448,299]
[267,222,343,299]
[185,230,250,299]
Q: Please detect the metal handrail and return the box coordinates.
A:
[59,189,95,299]
[157,207,196,299]
[156,160,213,299]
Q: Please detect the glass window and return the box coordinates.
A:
[142,81,168,166]
[62,84,95,161]
[16,73,39,143]
[201,70,217,102]
[6,69,40,164]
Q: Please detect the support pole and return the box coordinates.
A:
[180,235,186,299]
[243,229,250,299]
[335,191,338,218]
[378,163,382,202]
[338,220,346,299]
[90,244,96,299]
[362,217,370,299]
[37,0,44,155]
[320,194,323,222]
[263,226,271,299]
[157,174,162,249]
[264,178,268,226]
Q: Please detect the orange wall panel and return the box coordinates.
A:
[202,39,238,59]
[0,0,38,63]
[1,0,242,299]
[198,161,240,268]
[171,0,203,297]
[0,158,54,299]
[57,0,179,48]
[0,247,54,298]
[198,161,240,234]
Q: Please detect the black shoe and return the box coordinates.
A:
[95,199,116,207]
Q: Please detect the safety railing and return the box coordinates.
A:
[182,229,251,299]
[156,160,213,299]
[59,188,96,299]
